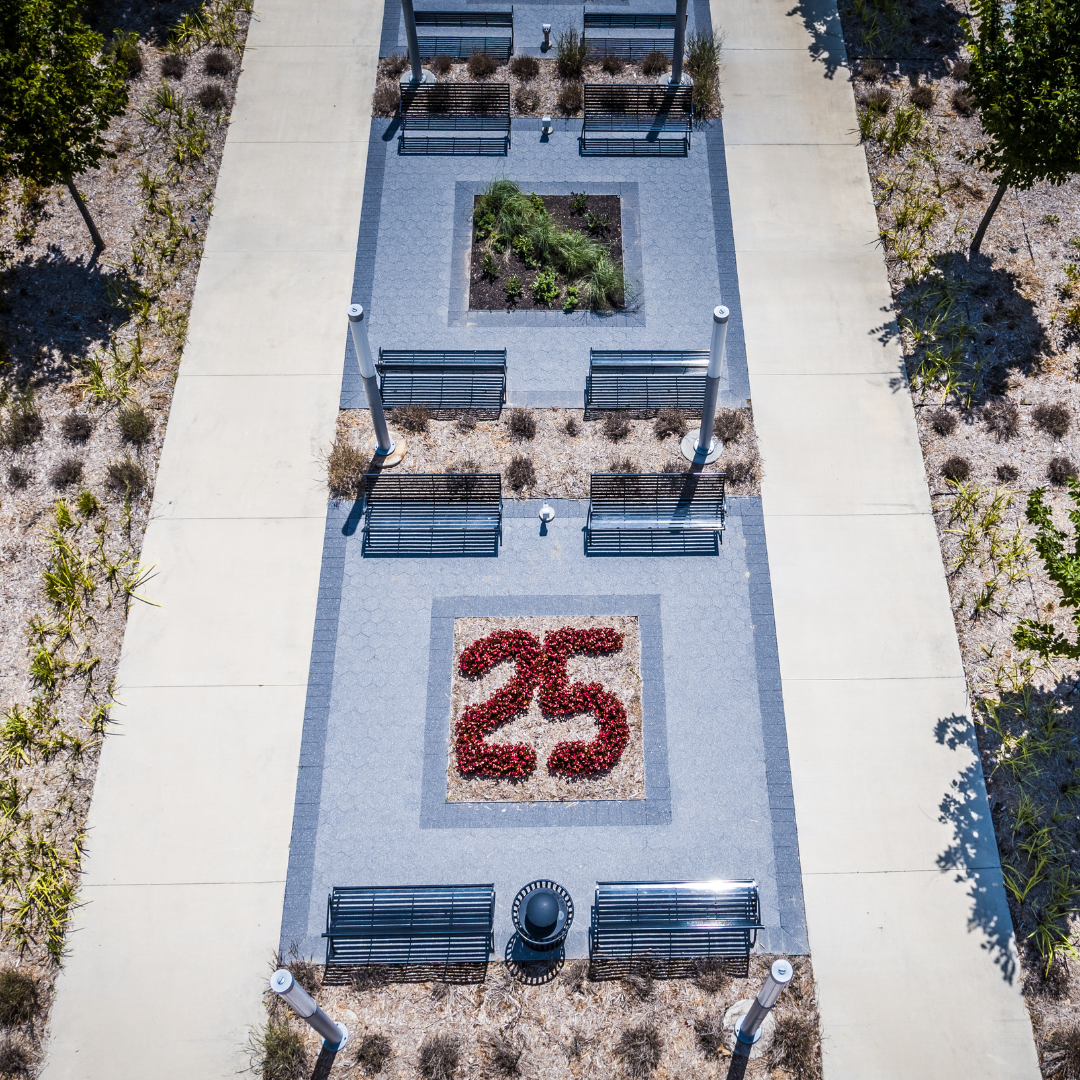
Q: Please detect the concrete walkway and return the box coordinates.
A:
[714,0,1040,1075]
[41,2,381,1076]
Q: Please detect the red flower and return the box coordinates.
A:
[455,625,631,781]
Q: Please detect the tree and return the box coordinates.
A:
[964,0,1080,256]
[0,0,129,250]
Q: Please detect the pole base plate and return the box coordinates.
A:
[401,69,437,84]
[657,72,693,86]
[370,436,408,467]
[722,1000,776,1059]
[680,429,722,464]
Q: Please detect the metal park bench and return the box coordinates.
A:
[362,472,503,556]
[586,472,725,553]
[584,11,677,29]
[586,350,709,413]
[583,9,675,59]
[581,84,692,156]
[398,83,511,155]
[323,884,496,967]
[378,349,506,413]
[415,9,514,59]
[589,880,762,970]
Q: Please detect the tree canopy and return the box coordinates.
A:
[964,0,1080,254]
[0,0,128,187]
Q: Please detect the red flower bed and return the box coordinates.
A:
[455,626,629,779]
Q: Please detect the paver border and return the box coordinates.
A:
[420,593,670,828]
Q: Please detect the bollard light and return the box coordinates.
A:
[270,969,349,1051]
[347,304,396,458]
[539,503,555,522]
[541,114,553,135]
[542,23,552,49]
[736,959,793,1045]
[681,304,729,463]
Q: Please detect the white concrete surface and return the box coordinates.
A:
[713,0,1041,1074]
[41,2,380,1075]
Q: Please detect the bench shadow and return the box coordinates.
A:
[588,956,750,981]
[321,962,489,987]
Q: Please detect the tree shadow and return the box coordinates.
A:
[839,0,966,79]
[890,251,1049,403]
[80,0,212,47]
[933,711,1020,984]
[784,0,849,80]
[0,251,135,386]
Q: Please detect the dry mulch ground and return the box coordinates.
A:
[333,407,761,500]
[469,194,624,313]
[448,616,644,804]
[264,955,822,1080]
[842,0,1080,1069]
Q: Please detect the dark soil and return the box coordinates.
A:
[468,194,623,312]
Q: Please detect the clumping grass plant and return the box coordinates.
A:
[474,180,627,310]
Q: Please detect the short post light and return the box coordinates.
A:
[737,959,793,1046]
[347,305,399,461]
[681,305,728,463]
[270,969,349,1051]
[541,114,553,135]
[541,23,552,50]
[399,0,434,83]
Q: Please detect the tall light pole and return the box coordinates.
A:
[669,0,690,85]
[681,305,728,464]
[347,305,404,464]
[399,0,434,83]
[737,959,793,1046]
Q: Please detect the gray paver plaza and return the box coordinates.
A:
[341,117,749,408]
[281,500,807,961]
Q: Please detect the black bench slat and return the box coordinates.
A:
[587,350,710,411]
[378,349,506,410]
[590,880,761,960]
[582,84,692,156]
[399,84,511,155]
[325,885,495,966]
[415,10,513,27]
[417,35,513,59]
[584,12,677,29]
[363,473,503,556]
[582,36,674,60]
[586,473,724,553]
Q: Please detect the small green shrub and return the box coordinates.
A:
[556,28,589,79]
[506,455,536,491]
[641,50,668,76]
[532,267,559,307]
[506,275,523,299]
[107,31,143,78]
[509,55,539,80]
[481,253,499,279]
[686,30,721,118]
[570,191,589,215]
[0,968,38,1025]
[118,401,154,444]
[77,489,101,517]
[430,54,454,75]
[563,285,579,312]
[586,211,611,234]
[467,52,498,78]
[512,234,536,266]
[256,1019,309,1080]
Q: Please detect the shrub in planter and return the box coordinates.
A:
[983,398,1019,440]
[118,401,154,444]
[557,82,583,115]
[356,1033,393,1076]
[1033,401,1071,439]
[507,407,536,439]
[615,1025,662,1078]
[714,408,746,443]
[609,456,637,473]
[556,28,589,79]
[601,54,625,75]
[641,50,669,76]
[7,465,30,489]
[506,454,536,491]
[910,82,935,110]
[1049,456,1077,485]
[565,417,581,436]
[467,52,498,78]
[509,55,539,81]
[929,407,957,436]
[0,968,38,1025]
[326,437,364,499]
[653,408,688,440]
[198,82,226,109]
[393,404,431,433]
[107,31,143,78]
[50,457,84,489]
[106,455,147,499]
[419,1035,460,1080]
[372,80,401,117]
[430,54,454,75]
[514,86,539,111]
[861,58,884,80]
[381,54,409,78]
[996,463,1019,483]
[161,53,186,78]
[61,411,92,443]
[951,89,974,116]
[602,412,631,441]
